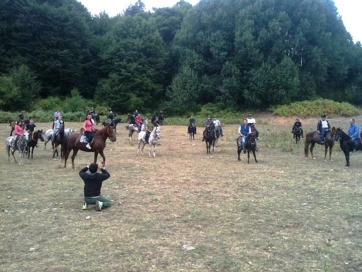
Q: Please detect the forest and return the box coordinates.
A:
[0,0,361,115]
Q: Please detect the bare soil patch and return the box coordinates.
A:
[0,117,361,271]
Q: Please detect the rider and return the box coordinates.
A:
[135,113,143,132]
[317,114,330,144]
[18,111,25,122]
[107,110,114,124]
[348,118,360,147]
[291,118,304,138]
[247,113,259,150]
[158,111,164,125]
[213,116,223,137]
[202,115,214,141]
[11,120,24,152]
[145,117,154,144]
[134,110,139,118]
[89,107,96,120]
[83,114,95,149]
[238,118,250,154]
[53,110,60,121]
[26,118,36,133]
[52,115,64,143]
[189,115,196,134]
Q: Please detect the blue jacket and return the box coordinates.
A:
[239,124,250,136]
[348,123,360,141]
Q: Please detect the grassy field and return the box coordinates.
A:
[1,115,362,272]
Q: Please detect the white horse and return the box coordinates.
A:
[126,123,146,142]
[44,128,76,150]
[6,132,30,164]
[137,126,161,157]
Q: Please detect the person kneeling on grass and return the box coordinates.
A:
[79,163,111,212]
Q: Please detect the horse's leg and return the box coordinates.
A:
[94,152,98,163]
[253,149,258,163]
[98,150,105,166]
[52,143,58,159]
[329,144,333,161]
[310,142,316,159]
[63,147,71,168]
[304,141,310,158]
[237,147,241,161]
[247,149,250,163]
[70,148,79,169]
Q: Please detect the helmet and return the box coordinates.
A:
[321,114,326,118]
[207,115,211,118]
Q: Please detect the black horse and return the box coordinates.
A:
[333,127,361,167]
[102,118,122,134]
[236,136,243,161]
[188,122,196,141]
[246,131,258,163]
[203,125,215,154]
[27,130,45,159]
[292,127,303,144]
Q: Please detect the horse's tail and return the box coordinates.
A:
[62,136,67,160]
[304,137,309,157]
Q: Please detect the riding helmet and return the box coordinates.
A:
[321,114,326,118]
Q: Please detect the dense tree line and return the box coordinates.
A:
[0,0,361,114]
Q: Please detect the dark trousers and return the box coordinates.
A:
[84,131,94,143]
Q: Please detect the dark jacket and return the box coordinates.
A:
[292,121,302,131]
[79,167,110,197]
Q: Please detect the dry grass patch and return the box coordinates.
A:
[1,116,362,271]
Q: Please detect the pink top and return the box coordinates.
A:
[83,120,93,132]
[15,125,24,135]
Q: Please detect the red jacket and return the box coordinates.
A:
[135,115,142,125]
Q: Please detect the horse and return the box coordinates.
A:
[333,127,362,167]
[27,130,45,159]
[52,128,66,159]
[246,131,258,163]
[44,128,76,153]
[292,127,303,144]
[188,122,196,141]
[6,132,30,164]
[203,125,216,154]
[214,126,221,147]
[126,122,146,142]
[63,126,116,169]
[102,118,122,134]
[304,127,336,161]
[137,126,161,157]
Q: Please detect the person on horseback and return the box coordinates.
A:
[238,118,250,153]
[145,117,154,144]
[52,115,64,143]
[189,115,196,126]
[107,110,114,124]
[213,116,223,137]
[53,110,60,121]
[89,107,96,120]
[26,118,36,133]
[158,111,164,125]
[18,111,24,122]
[83,114,96,149]
[348,118,360,148]
[11,120,24,152]
[134,110,139,118]
[135,113,143,132]
[317,114,330,144]
[291,118,304,138]
[202,115,214,141]
[247,114,259,150]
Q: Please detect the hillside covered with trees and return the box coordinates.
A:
[0,0,361,114]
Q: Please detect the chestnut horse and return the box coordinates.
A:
[304,127,336,161]
[63,126,116,169]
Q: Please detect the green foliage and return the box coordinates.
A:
[0,76,19,111]
[271,99,361,117]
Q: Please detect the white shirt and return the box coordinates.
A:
[213,119,221,127]
[321,120,329,129]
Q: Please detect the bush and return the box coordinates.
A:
[271,99,361,117]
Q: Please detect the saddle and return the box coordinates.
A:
[80,135,93,144]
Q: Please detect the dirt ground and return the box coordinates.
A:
[0,116,361,271]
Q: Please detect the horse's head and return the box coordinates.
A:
[236,136,242,147]
[248,132,257,145]
[22,132,30,143]
[106,126,117,142]
[36,129,45,142]
[333,127,343,142]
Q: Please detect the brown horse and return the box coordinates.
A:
[304,127,336,161]
[63,126,116,169]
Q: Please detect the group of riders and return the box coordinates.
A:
[128,110,164,144]
[11,108,361,154]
